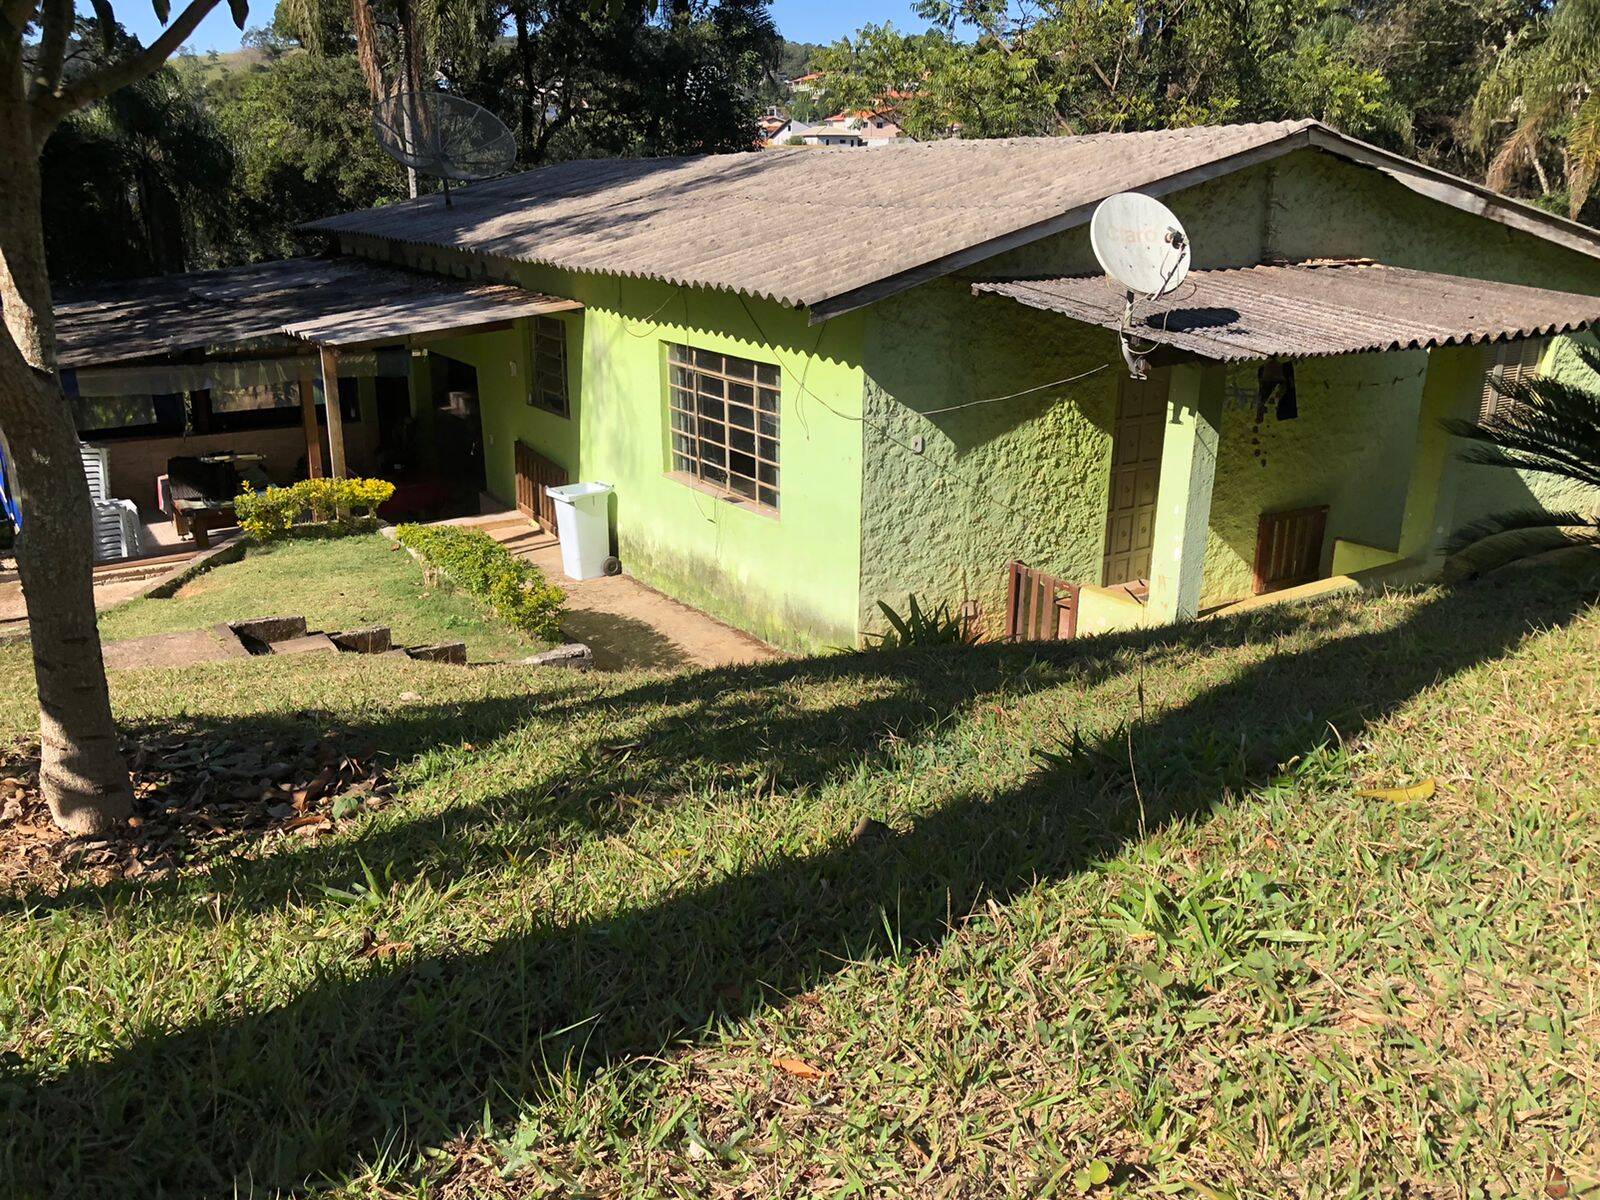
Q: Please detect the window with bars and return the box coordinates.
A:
[1478,337,1547,422]
[529,315,569,416]
[667,344,780,510]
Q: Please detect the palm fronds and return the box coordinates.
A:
[1469,0,1600,216]
[1441,344,1600,489]
[1443,505,1596,557]
[1441,340,1600,577]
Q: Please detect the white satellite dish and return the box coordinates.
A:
[373,90,516,207]
[1090,193,1193,378]
[1091,192,1191,297]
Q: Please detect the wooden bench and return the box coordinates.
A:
[172,498,236,549]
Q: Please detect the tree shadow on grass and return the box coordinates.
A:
[4,598,1362,922]
[4,564,1596,1197]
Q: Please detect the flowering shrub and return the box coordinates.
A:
[234,477,395,542]
[394,523,565,640]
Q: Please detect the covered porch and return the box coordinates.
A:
[974,260,1600,632]
[51,256,579,559]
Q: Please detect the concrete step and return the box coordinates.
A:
[270,634,339,656]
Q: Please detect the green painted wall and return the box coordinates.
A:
[367,238,868,652]
[858,278,1121,636]
[983,149,1600,292]
[1201,351,1428,605]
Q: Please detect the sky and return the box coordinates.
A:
[97,0,922,57]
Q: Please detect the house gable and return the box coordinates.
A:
[969,147,1600,298]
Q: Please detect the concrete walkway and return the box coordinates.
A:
[466,514,780,671]
[0,536,237,642]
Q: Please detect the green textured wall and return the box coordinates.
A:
[858,278,1121,636]
[380,239,867,653]
[1201,352,1428,605]
[982,149,1600,292]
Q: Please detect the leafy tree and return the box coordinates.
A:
[813,0,1406,142]
[498,0,779,161]
[1442,343,1600,575]
[1338,0,1540,173]
[2,0,251,834]
[41,40,236,282]
[207,49,406,257]
[1471,0,1600,217]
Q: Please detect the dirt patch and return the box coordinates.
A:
[175,575,222,599]
[0,731,395,895]
[482,521,783,670]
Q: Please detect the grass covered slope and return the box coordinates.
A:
[2,560,1598,1196]
[102,535,544,662]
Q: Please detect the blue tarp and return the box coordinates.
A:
[0,434,21,531]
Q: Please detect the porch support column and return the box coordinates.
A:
[1396,345,1480,561]
[319,345,348,479]
[1147,363,1224,624]
[297,365,325,480]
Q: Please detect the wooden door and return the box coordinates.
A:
[1101,371,1169,587]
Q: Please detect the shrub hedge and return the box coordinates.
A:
[394,523,565,640]
[235,478,395,543]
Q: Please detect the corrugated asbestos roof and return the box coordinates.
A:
[302,119,1600,320]
[54,256,578,370]
[971,263,1600,361]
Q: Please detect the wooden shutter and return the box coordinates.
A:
[1252,505,1329,595]
[1004,561,1080,641]
[514,440,567,535]
[1478,338,1547,422]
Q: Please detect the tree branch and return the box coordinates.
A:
[29,0,73,102]
[30,0,223,136]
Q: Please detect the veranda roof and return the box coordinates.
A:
[54,256,579,371]
[971,262,1600,362]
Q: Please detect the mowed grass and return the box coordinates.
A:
[1,558,1599,1197]
[101,534,544,662]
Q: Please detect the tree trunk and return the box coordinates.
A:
[0,99,133,836]
[513,3,534,164]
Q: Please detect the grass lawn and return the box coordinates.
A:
[101,534,544,663]
[1,558,1598,1197]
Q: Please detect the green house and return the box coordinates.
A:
[66,120,1600,651]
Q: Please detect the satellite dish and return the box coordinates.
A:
[1090,192,1191,298]
[1090,193,1193,379]
[373,90,516,207]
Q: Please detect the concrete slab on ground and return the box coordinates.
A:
[474,514,781,671]
[102,623,253,672]
[0,534,241,642]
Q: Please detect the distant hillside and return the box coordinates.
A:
[172,44,273,86]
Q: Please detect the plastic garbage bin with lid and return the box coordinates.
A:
[545,481,614,580]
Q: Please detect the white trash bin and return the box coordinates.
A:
[546,481,613,580]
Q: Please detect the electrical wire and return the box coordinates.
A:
[917,364,1110,416]
[732,294,1113,528]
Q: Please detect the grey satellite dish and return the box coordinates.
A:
[373,90,516,207]
[1090,192,1193,378]
[1091,192,1191,297]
